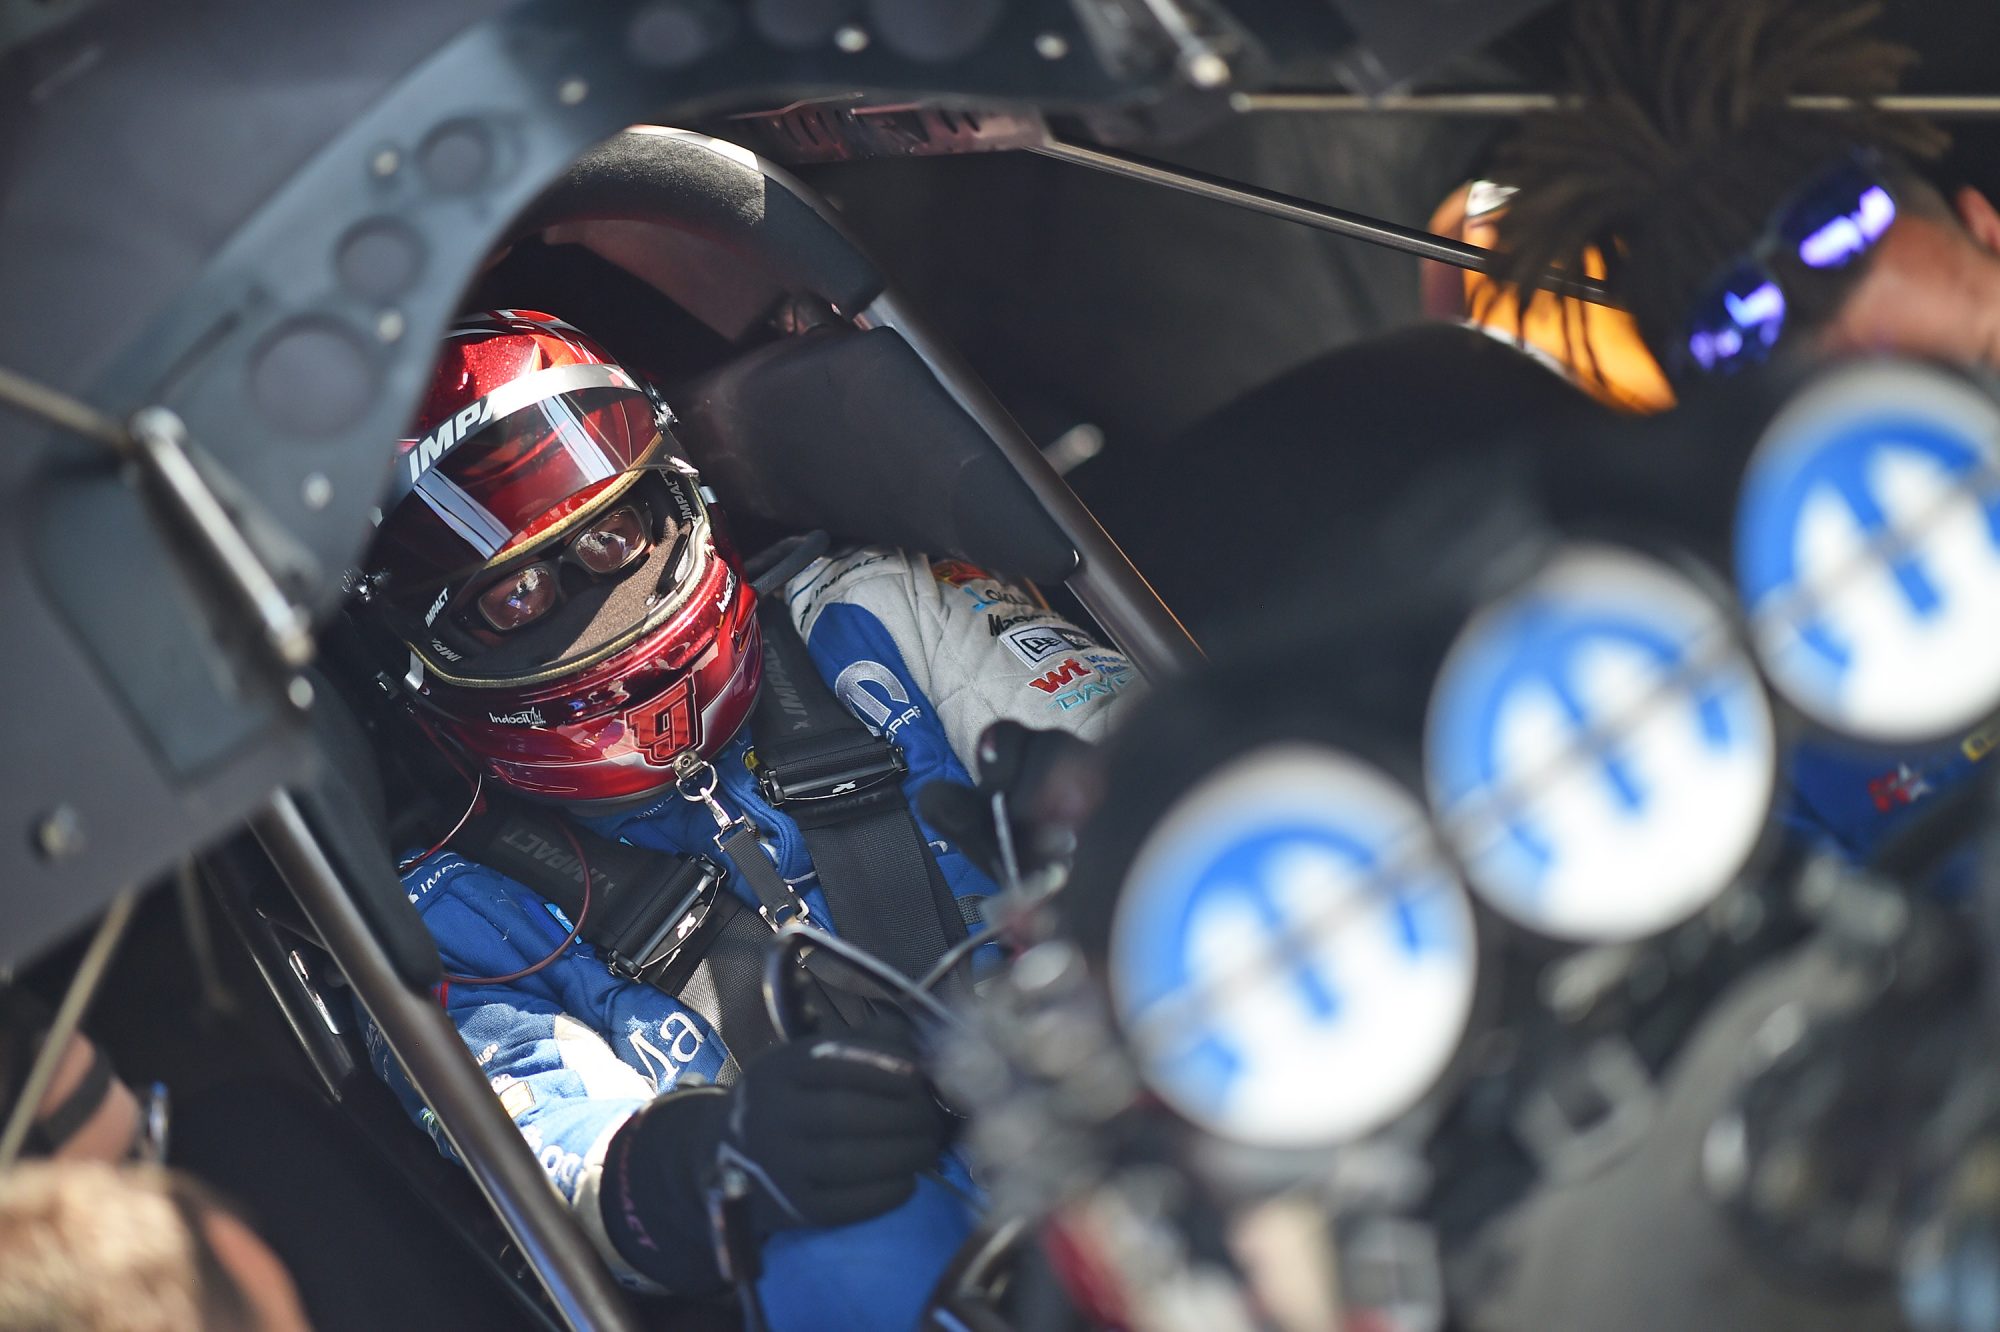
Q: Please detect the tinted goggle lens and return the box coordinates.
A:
[1682,161,1895,376]
[570,505,651,575]
[472,504,657,632]
[1685,265,1788,374]
[478,561,560,631]
[1781,166,1897,271]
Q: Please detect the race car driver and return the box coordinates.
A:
[1444,0,2000,861]
[351,310,1135,1329]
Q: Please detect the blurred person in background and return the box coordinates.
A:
[1484,0,2000,389]
[1436,0,2000,419]
[1451,0,2000,861]
[0,989,163,1166]
[0,1161,309,1332]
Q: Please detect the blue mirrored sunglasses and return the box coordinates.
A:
[1681,157,1898,377]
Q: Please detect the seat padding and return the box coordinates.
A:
[673,326,1076,584]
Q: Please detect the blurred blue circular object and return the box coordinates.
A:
[1426,546,1775,942]
[1109,746,1477,1148]
[1736,361,2000,743]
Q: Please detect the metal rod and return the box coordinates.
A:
[0,365,314,694]
[174,859,236,1017]
[0,889,141,1171]
[858,290,1206,674]
[1134,0,1234,90]
[128,407,316,674]
[1027,138,1616,307]
[251,792,638,1332]
[0,363,133,452]
[1231,90,2000,118]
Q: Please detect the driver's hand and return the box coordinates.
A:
[720,1018,948,1235]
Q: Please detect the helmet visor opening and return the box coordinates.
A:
[377,467,720,686]
[472,503,657,633]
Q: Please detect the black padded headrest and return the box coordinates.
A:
[511,128,883,317]
[1071,322,1616,632]
[673,326,1078,584]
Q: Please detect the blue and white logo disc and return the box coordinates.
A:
[1426,546,1776,942]
[1109,746,1477,1148]
[1736,361,2000,743]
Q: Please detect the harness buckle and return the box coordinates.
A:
[676,754,815,936]
[604,856,725,981]
[755,738,907,807]
[758,897,812,932]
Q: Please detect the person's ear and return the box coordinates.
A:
[1954,186,2000,255]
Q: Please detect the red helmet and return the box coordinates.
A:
[359,311,760,807]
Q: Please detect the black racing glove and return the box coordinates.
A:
[599,1020,948,1292]
[918,721,1102,884]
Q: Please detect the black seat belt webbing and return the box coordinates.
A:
[750,600,971,1004]
[450,787,870,1050]
[706,819,871,1029]
[653,894,776,1085]
[449,797,722,985]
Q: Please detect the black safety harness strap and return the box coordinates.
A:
[450,802,721,985]
[670,759,873,1030]
[449,798,774,1079]
[748,598,972,1004]
[441,589,973,1061]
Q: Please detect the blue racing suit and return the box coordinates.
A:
[1785,719,2000,867]
[365,549,1137,1329]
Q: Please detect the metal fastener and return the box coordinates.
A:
[34,806,85,861]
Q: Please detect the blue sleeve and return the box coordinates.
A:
[367,852,731,1210]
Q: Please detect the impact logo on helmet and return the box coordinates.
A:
[403,395,498,489]
[392,360,645,505]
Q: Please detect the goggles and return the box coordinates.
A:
[1680,155,1898,378]
[470,497,658,633]
[381,462,718,688]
